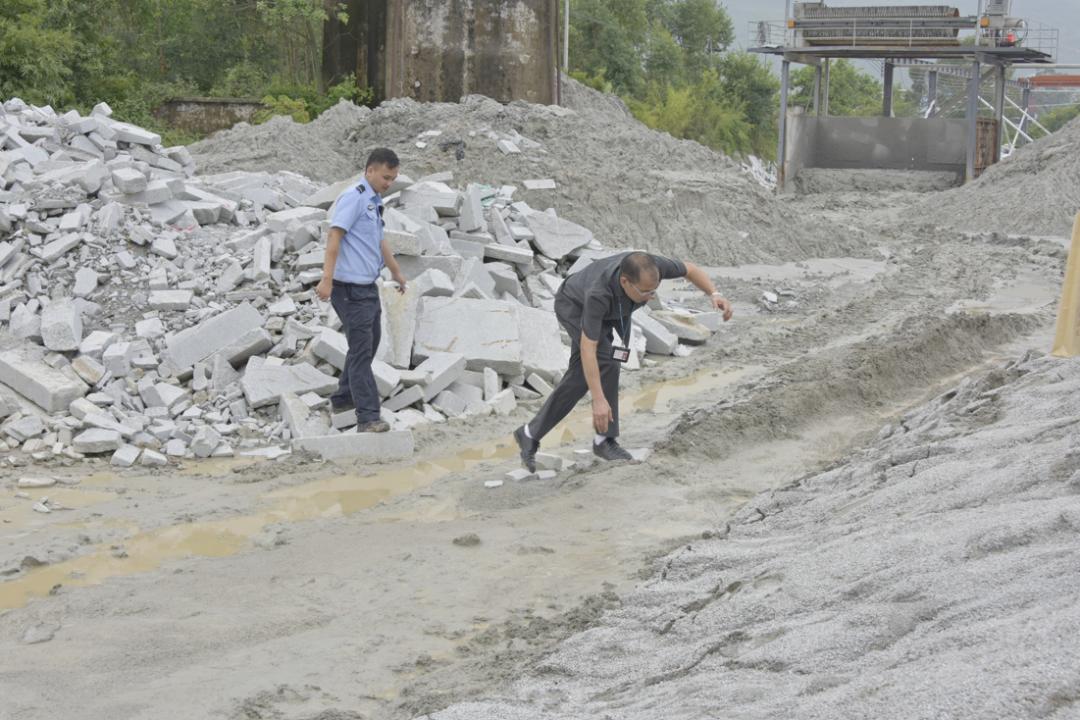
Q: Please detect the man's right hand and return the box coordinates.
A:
[315,277,332,302]
[592,397,613,434]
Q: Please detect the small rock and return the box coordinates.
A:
[452,533,481,547]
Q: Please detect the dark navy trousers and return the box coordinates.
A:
[329,281,382,424]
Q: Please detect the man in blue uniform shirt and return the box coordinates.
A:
[315,148,407,433]
[513,251,733,470]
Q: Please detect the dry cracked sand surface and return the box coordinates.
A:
[3,80,1080,720]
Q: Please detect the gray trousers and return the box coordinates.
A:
[526,292,621,441]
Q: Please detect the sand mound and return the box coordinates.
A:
[914,114,1080,237]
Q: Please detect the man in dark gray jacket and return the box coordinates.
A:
[514,251,732,470]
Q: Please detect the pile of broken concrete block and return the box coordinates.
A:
[0,97,722,468]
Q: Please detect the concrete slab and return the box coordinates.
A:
[293,429,414,461]
[164,303,264,370]
[517,305,569,382]
[525,212,593,260]
[413,296,524,375]
[148,290,193,311]
[240,359,338,408]
[40,298,82,351]
[414,352,466,401]
[634,312,679,355]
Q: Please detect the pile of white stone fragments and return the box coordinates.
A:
[0,98,724,468]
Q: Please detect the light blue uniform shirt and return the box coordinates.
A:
[330,181,384,284]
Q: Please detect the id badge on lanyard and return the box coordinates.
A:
[613,299,631,363]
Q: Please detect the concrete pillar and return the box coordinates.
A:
[822,59,831,116]
[778,60,791,191]
[883,62,894,117]
[928,70,938,114]
[966,58,981,183]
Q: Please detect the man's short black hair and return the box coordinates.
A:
[365,148,400,169]
[619,252,659,284]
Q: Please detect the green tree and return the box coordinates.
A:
[643,21,684,88]
[0,0,76,105]
[668,0,733,76]
[716,52,778,155]
[569,0,648,95]
[791,59,884,116]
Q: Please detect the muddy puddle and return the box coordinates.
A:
[0,365,761,610]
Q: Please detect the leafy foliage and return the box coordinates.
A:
[0,0,371,141]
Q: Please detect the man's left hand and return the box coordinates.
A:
[391,271,408,294]
[711,294,734,321]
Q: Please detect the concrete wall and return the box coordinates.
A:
[384,0,558,105]
[783,115,968,190]
[153,98,264,135]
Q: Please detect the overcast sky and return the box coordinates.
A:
[723,0,1080,66]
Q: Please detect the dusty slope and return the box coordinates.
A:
[426,350,1080,720]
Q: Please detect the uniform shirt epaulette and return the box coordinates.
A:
[355,183,367,194]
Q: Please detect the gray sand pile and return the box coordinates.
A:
[188,100,371,185]
[914,114,1080,237]
[191,79,864,265]
[426,350,1080,719]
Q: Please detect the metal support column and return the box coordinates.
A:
[928,70,938,113]
[965,58,981,183]
[813,64,822,115]
[993,63,1007,163]
[883,62,894,117]
[822,59,830,116]
[778,60,791,191]
[1019,85,1032,135]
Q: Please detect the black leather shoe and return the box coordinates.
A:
[514,425,539,473]
[593,437,632,462]
[331,400,355,415]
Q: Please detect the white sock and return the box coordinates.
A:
[594,434,607,445]
[523,424,533,439]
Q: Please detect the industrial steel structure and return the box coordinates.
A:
[751,1,1057,191]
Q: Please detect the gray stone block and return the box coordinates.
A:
[485,243,534,265]
[311,328,348,370]
[634,312,679,355]
[414,297,524,375]
[458,184,485,232]
[40,298,82,352]
[293,429,414,461]
[111,167,147,193]
[383,384,424,412]
[414,352,466,401]
[110,444,141,467]
[488,387,518,415]
[164,303,263,370]
[240,360,338,408]
[148,290,193,311]
[431,389,467,418]
[649,310,711,345]
[525,211,593,260]
[73,428,122,454]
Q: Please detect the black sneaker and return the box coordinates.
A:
[357,420,390,433]
[593,437,632,462]
[514,425,539,473]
